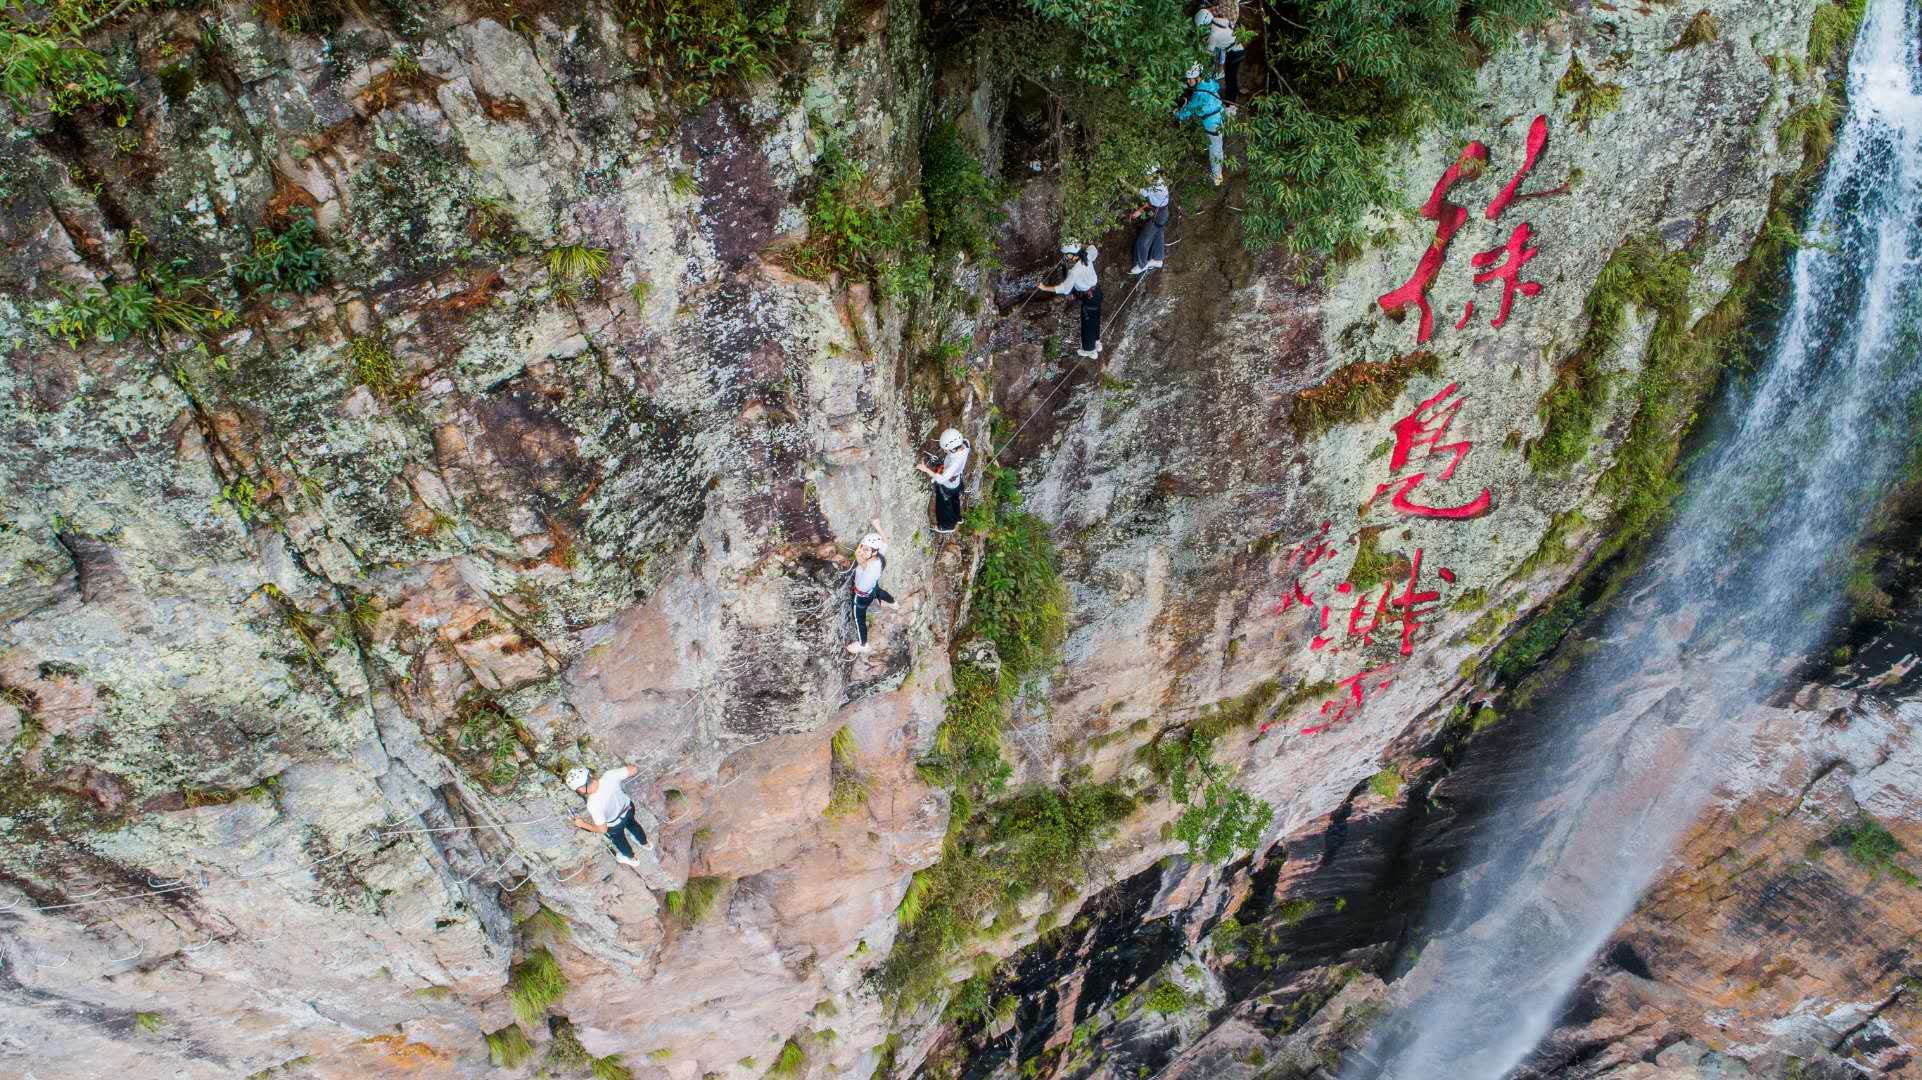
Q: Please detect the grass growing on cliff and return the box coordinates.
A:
[33,264,235,347]
[921,121,1005,261]
[664,875,732,926]
[1823,816,1919,886]
[507,948,567,1026]
[1556,55,1623,132]
[485,1024,534,1068]
[231,208,329,296]
[1807,0,1867,69]
[788,141,931,301]
[1290,353,1440,439]
[767,1038,806,1077]
[879,466,1136,1010]
[619,0,798,108]
[825,726,868,818]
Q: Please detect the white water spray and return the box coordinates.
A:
[1344,1,1922,1076]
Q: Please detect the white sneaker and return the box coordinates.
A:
[1077,348,1099,359]
[1147,259,1164,270]
[881,600,898,610]
[1214,175,1225,187]
[1129,264,1149,275]
[845,642,870,654]
[615,854,640,867]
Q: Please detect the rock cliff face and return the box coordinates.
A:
[0,0,1873,1078]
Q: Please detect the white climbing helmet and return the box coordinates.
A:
[1059,241,1084,257]
[861,533,887,557]
[1185,62,1203,80]
[566,767,590,791]
[939,428,966,453]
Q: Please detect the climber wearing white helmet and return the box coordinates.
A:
[1175,63,1227,185]
[567,763,651,867]
[1040,244,1103,358]
[1195,0,1244,103]
[845,519,895,655]
[918,427,972,534]
[1129,166,1171,275]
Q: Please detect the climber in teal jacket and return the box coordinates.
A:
[1175,63,1226,185]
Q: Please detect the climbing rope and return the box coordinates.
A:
[990,218,1174,461]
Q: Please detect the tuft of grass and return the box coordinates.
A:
[34,266,234,347]
[1668,10,1719,50]
[1515,510,1589,578]
[1277,898,1317,927]
[665,875,731,927]
[516,904,571,943]
[1778,93,1841,173]
[1368,765,1404,800]
[1556,54,1623,133]
[1345,526,1409,593]
[506,948,567,1027]
[485,1024,534,1068]
[1825,816,1919,886]
[649,1048,672,1063]
[591,1055,633,1080]
[767,1038,806,1077]
[548,243,610,284]
[1142,981,1192,1015]
[348,334,408,402]
[1806,0,1866,69]
[826,726,867,818]
[134,1011,163,1033]
[1290,352,1440,438]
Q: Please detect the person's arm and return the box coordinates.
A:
[572,816,608,832]
[869,518,887,546]
[936,450,967,486]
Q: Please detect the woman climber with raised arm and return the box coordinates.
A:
[1041,243,1103,358]
[845,519,895,655]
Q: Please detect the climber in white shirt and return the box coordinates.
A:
[568,764,651,867]
[845,519,895,655]
[1041,244,1103,358]
[918,427,971,534]
[1130,168,1171,274]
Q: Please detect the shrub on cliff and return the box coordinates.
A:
[922,121,1007,260]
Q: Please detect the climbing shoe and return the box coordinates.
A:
[845,641,871,655]
[615,855,641,868]
[1129,264,1149,275]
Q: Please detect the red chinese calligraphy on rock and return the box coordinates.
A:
[1485,114,1550,220]
[1389,548,1444,656]
[1300,664,1395,735]
[1377,142,1489,344]
[1471,222,1543,329]
[1370,383,1492,520]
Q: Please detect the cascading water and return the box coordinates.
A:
[1342,1,1922,1076]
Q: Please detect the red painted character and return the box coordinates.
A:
[1370,383,1493,520]
[1471,222,1544,329]
[1377,142,1489,344]
[1388,548,1450,656]
[1300,664,1396,735]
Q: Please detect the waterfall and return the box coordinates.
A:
[1343,1,1922,1076]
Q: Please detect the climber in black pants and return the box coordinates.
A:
[1042,244,1103,358]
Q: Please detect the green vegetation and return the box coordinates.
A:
[592,1055,634,1080]
[547,243,610,300]
[1779,93,1842,174]
[1485,591,1582,685]
[1142,981,1193,1015]
[1556,54,1623,132]
[231,209,329,296]
[348,334,408,402]
[1345,527,1408,593]
[133,1011,162,1033]
[1807,0,1866,68]
[1277,897,1316,927]
[0,22,129,120]
[485,1024,535,1068]
[1368,765,1403,800]
[545,1017,595,1071]
[33,264,235,347]
[506,947,567,1027]
[1290,353,1440,438]
[516,904,572,944]
[1824,816,1919,886]
[444,693,524,791]
[213,477,270,526]
[921,120,1005,260]
[880,467,1135,1010]
[664,875,732,925]
[1516,510,1588,578]
[789,141,931,301]
[768,1038,806,1077]
[1153,728,1273,863]
[620,0,797,108]
[826,725,868,818]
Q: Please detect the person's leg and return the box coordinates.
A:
[853,594,872,644]
[1209,130,1224,183]
[605,819,635,860]
[1086,290,1103,351]
[873,585,895,605]
[615,811,649,851]
[935,483,961,531]
[1149,213,1167,264]
[1133,220,1153,270]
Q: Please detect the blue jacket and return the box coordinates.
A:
[1176,79,1225,134]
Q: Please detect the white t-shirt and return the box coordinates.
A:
[1058,261,1099,295]
[935,445,969,489]
[585,768,633,825]
[1140,182,1170,208]
[853,555,885,596]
